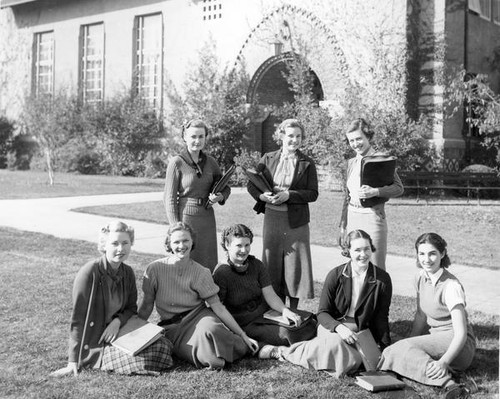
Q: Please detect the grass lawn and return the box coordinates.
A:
[0,228,498,399]
[0,169,164,199]
[75,190,500,269]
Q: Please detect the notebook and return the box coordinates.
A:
[360,155,397,207]
[111,315,164,356]
[354,329,382,371]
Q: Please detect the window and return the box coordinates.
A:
[80,23,104,104]
[33,31,54,97]
[469,0,492,20]
[203,0,223,21]
[493,0,500,24]
[134,13,163,110]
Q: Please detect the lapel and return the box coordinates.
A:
[266,150,282,176]
[341,263,352,308]
[355,263,377,312]
[290,150,310,188]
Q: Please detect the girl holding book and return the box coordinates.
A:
[257,229,392,376]
[51,221,173,376]
[213,224,308,352]
[247,118,318,309]
[340,118,404,270]
[164,119,229,271]
[378,233,477,398]
[138,222,259,369]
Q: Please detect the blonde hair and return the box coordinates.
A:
[97,221,135,253]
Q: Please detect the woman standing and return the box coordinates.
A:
[138,222,258,370]
[259,230,392,378]
[378,233,477,398]
[247,119,318,309]
[164,119,229,271]
[340,118,403,270]
[51,221,172,376]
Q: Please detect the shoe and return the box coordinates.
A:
[461,376,479,395]
[442,383,472,399]
[258,345,283,360]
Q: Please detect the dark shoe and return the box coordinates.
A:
[461,376,479,395]
[442,384,471,399]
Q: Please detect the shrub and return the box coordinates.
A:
[232,148,262,186]
[0,116,15,168]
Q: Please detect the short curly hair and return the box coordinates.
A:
[220,224,254,251]
[346,117,374,140]
[341,229,376,258]
[164,221,196,253]
[182,118,210,137]
[414,232,451,269]
[273,118,306,145]
[97,221,134,253]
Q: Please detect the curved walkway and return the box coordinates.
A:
[0,192,498,316]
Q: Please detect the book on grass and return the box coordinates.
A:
[355,371,406,392]
[354,329,382,371]
[263,309,292,326]
[204,163,237,209]
[360,155,397,208]
[243,166,274,194]
[111,315,164,356]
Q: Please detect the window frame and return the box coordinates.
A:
[32,30,54,97]
[79,22,105,105]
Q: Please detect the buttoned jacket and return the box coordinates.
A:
[68,256,137,369]
[247,149,318,229]
[317,261,392,348]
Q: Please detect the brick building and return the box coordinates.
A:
[0,0,499,169]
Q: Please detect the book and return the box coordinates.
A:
[263,309,292,326]
[111,315,164,356]
[360,155,397,208]
[204,163,236,209]
[243,166,274,194]
[354,329,382,371]
[355,371,406,392]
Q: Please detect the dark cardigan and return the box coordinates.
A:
[317,262,392,349]
[68,256,137,369]
[247,149,318,229]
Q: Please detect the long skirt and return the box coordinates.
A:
[378,327,476,387]
[281,324,363,378]
[347,205,388,270]
[179,199,218,271]
[262,208,314,299]
[162,304,249,369]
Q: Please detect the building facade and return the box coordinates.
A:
[1,0,499,169]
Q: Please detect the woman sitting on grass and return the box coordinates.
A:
[51,221,173,376]
[378,233,477,398]
[258,229,392,378]
[138,222,259,369]
[212,224,304,352]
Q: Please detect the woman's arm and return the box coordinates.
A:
[210,301,259,354]
[138,267,156,321]
[262,286,302,326]
[376,170,404,198]
[426,305,468,379]
[163,158,181,224]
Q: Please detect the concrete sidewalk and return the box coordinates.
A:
[0,192,498,316]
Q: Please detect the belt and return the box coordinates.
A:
[179,197,208,206]
[158,309,192,327]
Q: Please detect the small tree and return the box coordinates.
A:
[0,116,15,168]
[447,70,500,168]
[21,93,78,184]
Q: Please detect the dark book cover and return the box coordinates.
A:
[244,166,274,194]
[354,329,381,371]
[360,156,397,208]
[204,164,236,208]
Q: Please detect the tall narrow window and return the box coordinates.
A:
[479,0,492,19]
[134,13,163,110]
[80,23,104,104]
[33,31,54,97]
[493,0,500,23]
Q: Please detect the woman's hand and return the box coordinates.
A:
[270,191,289,205]
[241,333,259,355]
[208,192,224,206]
[282,308,302,327]
[259,192,274,203]
[335,324,358,345]
[98,318,121,344]
[50,362,78,377]
[358,185,379,199]
[426,360,449,379]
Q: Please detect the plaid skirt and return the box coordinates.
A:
[100,336,174,375]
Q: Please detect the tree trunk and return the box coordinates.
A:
[45,148,54,186]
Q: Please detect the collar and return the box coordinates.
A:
[228,256,251,274]
[342,261,376,282]
[180,148,207,176]
[421,268,444,286]
[356,147,376,161]
[280,150,298,160]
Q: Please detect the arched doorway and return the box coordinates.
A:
[247,53,324,154]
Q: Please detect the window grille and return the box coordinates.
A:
[80,23,104,104]
[33,31,54,96]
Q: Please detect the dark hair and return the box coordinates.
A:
[182,119,209,137]
[98,221,135,253]
[220,224,254,251]
[346,118,374,140]
[341,229,376,258]
[414,232,451,268]
[273,118,306,145]
[164,221,196,253]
